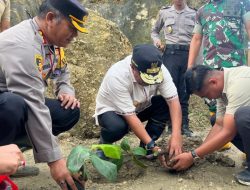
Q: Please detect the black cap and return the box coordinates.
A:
[49,0,88,33]
[132,44,163,85]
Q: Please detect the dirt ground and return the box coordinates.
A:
[13,97,250,190]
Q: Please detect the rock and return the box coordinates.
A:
[80,0,207,45]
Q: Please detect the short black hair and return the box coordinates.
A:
[38,0,63,19]
[185,65,213,94]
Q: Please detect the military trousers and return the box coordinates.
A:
[98,95,170,144]
[234,106,250,170]
[0,91,80,145]
[162,48,189,126]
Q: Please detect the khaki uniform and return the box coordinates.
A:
[0,19,75,162]
[151,5,196,45]
[151,5,196,133]
[0,0,10,22]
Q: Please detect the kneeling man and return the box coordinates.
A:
[95,44,183,157]
[171,65,250,186]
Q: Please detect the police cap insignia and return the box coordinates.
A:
[49,0,89,33]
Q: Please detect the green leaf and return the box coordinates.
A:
[132,155,147,168]
[132,147,147,156]
[91,144,121,159]
[109,155,124,171]
[67,145,91,173]
[91,154,117,182]
[120,138,131,151]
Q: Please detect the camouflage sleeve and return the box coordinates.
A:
[151,9,164,45]
[192,8,202,34]
[243,0,250,22]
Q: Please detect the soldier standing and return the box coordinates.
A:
[188,0,250,69]
[151,0,196,137]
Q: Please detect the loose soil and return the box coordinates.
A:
[13,96,250,190]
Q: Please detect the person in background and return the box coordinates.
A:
[0,0,88,189]
[0,0,10,32]
[151,0,196,137]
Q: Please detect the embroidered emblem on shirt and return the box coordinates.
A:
[167,26,173,33]
[35,54,43,73]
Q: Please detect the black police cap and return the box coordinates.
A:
[49,0,88,33]
[132,44,163,85]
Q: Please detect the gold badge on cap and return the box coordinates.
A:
[69,15,88,33]
[146,62,160,74]
[167,26,173,34]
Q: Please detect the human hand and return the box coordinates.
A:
[48,159,85,190]
[155,41,165,52]
[0,144,25,175]
[170,152,194,171]
[167,135,183,158]
[58,93,80,109]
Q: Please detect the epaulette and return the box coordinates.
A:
[161,5,171,10]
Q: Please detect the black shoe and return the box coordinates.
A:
[11,166,39,178]
[242,161,248,169]
[181,125,193,137]
[235,169,250,186]
[95,150,108,160]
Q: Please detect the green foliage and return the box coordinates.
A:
[120,138,130,151]
[91,154,117,182]
[67,138,147,182]
[67,145,90,173]
[91,144,121,159]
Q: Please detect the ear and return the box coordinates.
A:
[208,78,218,86]
[45,12,56,25]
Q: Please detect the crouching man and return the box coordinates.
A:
[95,44,183,158]
[170,65,250,186]
[0,0,88,189]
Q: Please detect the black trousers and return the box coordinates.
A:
[234,106,250,170]
[162,48,189,126]
[98,95,170,144]
[0,92,80,145]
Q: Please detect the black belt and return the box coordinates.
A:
[166,44,189,51]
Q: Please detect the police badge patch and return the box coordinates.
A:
[35,54,43,72]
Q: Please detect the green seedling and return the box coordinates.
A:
[67,138,147,182]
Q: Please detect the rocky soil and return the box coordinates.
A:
[13,96,249,190]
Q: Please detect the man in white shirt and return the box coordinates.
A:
[171,65,250,185]
[95,44,183,157]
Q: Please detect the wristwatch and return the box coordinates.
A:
[146,140,156,150]
[191,150,201,162]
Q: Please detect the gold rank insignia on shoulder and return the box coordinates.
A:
[167,26,173,34]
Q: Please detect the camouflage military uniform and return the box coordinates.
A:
[194,0,250,68]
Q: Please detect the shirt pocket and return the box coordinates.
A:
[164,18,175,34]
[184,18,195,35]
